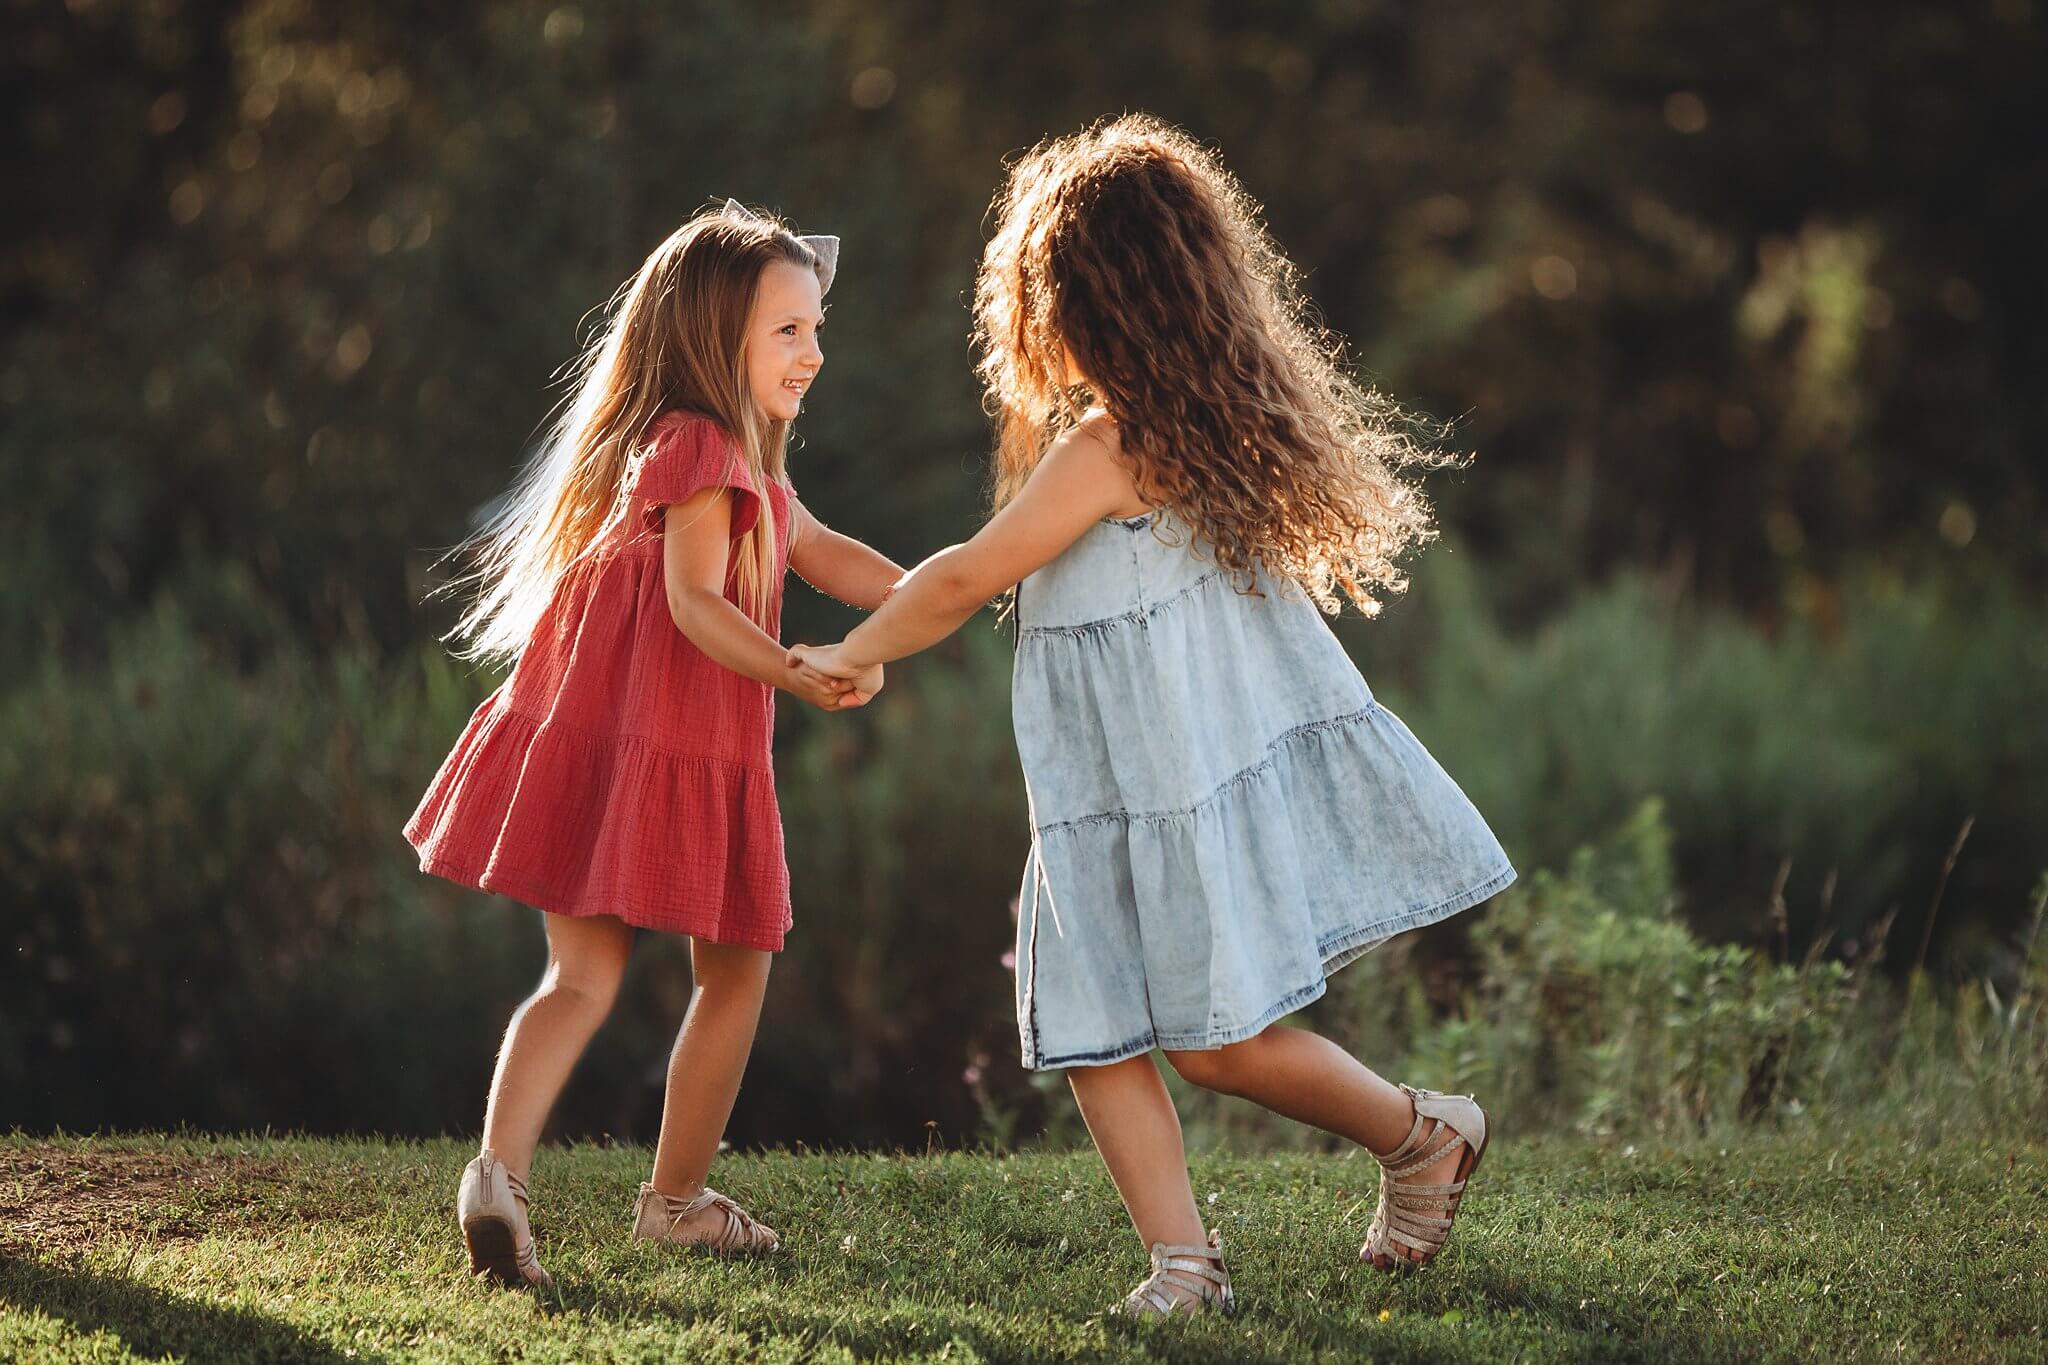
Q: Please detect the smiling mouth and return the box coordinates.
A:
[781,378,812,396]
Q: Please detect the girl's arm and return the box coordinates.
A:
[663,490,869,710]
[788,499,906,611]
[791,418,1137,675]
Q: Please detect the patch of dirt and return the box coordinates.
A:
[0,1147,293,1258]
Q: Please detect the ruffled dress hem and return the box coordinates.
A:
[406,853,789,950]
[1019,861,1515,1070]
[403,694,791,951]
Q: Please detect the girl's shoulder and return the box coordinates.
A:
[1066,407,1160,518]
[1072,406,1121,451]
[631,410,748,482]
[624,410,762,521]
[642,408,737,453]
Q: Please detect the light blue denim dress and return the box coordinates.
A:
[1011,510,1516,1070]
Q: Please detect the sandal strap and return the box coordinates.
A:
[1373,1085,1481,1179]
[1151,1255,1230,1286]
[1383,1226,1440,1253]
[654,1186,772,1251]
[1386,1206,1456,1234]
[1151,1239,1227,1264]
[1360,1085,1489,1268]
[1385,1137,1466,1179]
[1132,1271,1213,1312]
[1380,1110,1433,1166]
[1125,1234,1233,1315]
[1132,1283,1175,1314]
[1128,1265,1230,1314]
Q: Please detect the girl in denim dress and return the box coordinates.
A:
[792,116,1515,1316]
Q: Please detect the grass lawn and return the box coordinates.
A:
[2,1129,2043,1363]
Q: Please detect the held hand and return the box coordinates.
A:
[787,643,884,705]
[786,641,861,678]
[785,659,865,712]
[844,661,884,704]
[794,660,858,700]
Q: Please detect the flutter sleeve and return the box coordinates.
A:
[623,413,761,538]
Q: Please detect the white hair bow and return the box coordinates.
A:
[722,198,839,295]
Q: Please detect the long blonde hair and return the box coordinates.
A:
[975,114,1457,615]
[447,206,821,662]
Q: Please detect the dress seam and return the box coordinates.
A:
[1016,568,1226,639]
[489,702,772,774]
[1033,704,1379,834]
[1129,531,1146,619]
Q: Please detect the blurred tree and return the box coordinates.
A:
[6,0,2042,668]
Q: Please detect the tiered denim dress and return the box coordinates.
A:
[1011,510,1516,1070]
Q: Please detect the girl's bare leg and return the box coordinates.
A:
[1162,1025,1466,1264]
[1065,1055,1208,1250]
[648,937,773,1197]
[480,911,636,1182]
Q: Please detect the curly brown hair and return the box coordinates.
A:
[974,113,1457,614]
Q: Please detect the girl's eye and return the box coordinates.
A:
[779,324,798,336]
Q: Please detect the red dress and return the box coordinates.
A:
[404,412,795,950]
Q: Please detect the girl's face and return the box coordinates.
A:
[745,259,825,421]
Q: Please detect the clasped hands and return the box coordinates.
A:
[784,642,883,712]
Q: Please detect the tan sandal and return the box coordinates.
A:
[457,1149,554,1291]
[1114,1229,1236,1318]
[1360,1084,1489,1271]
[630,1182,781,1254]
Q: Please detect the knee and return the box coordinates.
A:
[1164,1038,1260,1094]
[538,959,623,1015]
[690,945,772,1004]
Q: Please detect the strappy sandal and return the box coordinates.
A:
[457,1149,555,1291]
[1360,1084,1490,1271]
[630,1182,781,1254]
[1114,1229,1236,1318]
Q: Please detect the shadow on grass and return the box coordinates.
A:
[0,1253,382,1364]
[1440,1258,1773,1364]
[557,1276,1309,1365]
[539,1246,1779,1363]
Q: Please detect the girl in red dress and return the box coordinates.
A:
[404,202,901,1290]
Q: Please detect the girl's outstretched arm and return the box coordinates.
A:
[664,489,868,711]
[792,416,1138,676]
[788,498,905,611]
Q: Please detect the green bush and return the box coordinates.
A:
[1390,800,1851,1137]
[7,568,2043,1150]
[1344,558,2048,960]
[0,580,532,1134]
[1834,869,2048,1139]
